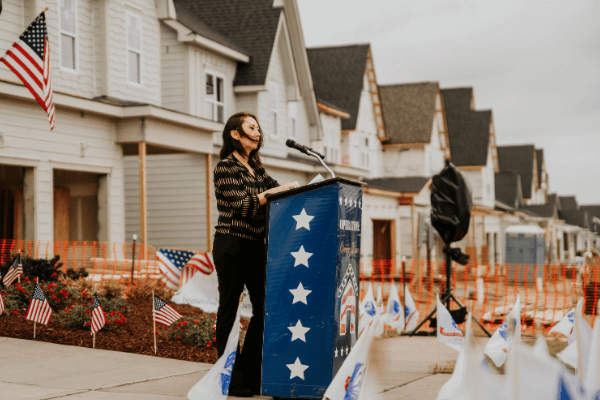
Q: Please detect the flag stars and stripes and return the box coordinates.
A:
[153,295,183,327]
[91,293,106,334]
[25,283,53,325]
[0,293,5,314]
[339,197,361,209]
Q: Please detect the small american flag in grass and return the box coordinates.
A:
[3,256,23,287]
[26,283,53,325]
[0,11,54,129]
[91,294,106,334]
[0,293,5,314]
[153,295,183,327]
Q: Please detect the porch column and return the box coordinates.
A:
[138,142,148,244]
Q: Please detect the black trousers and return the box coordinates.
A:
[213,233,266,393]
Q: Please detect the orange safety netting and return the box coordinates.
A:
[1,239,598,336]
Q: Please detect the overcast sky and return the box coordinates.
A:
[297,0,599,204]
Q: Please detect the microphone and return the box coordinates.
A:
[286,139,325,160]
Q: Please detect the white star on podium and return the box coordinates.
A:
[291,245,313,268]
[286,357,309,380]
[288,319,310,342]
[334,347,339,357]
[292,208,314,230]
[289,282,312,304]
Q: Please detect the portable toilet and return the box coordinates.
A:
[505,225,545,285]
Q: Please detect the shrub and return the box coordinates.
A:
[127,279,176,301]
[62,277,95,300]
[97,280,127,300]
[55,295,130,331]
[164,316,216,348]
[1,255,63,284]
[0,278,72,312]
[64,267,89,280]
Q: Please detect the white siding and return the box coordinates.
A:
[124,153,209,251]
[382,147,426,177]
[0,1,25,84]
[0,95,125,242]
[160,24,186,112]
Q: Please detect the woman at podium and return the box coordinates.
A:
[213,112,298,396]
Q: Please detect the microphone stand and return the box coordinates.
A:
[306,149,335,179]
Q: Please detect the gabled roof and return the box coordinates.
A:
[497,145,536,199]
[536,149,544,189]
[362,176,430,194]
[441,88,491,168]
[521,203,557,219]
[549,193,561,211]
[173,0,282,86]
[580,205,600,234]
[378,82,439,144]
[306,44,370,131]
[559,196,579,210]
[559,209,589,229]
[494,171,523,209]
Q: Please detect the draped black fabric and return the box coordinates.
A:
[430,161,472,244]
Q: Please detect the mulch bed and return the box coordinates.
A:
[0,297,225,364]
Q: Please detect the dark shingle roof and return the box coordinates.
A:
[580,205,600,234]
[497,145,536,199]
[560,209,589,229]
[378,82,439,144]
[522,203,556,219]
[173,0,281,86]
[441,88,491,167]
[536,149,544,189]
[559,196,579,210]
[494,171,523,209]
[549,193,561,211]
[362,177,430,194]
[306,44,370,131]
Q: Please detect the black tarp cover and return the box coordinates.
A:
[430,161,472,244]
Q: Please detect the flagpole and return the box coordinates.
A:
[152,290,157,354]
[17,249,21,284]
[42,6,49,13]
[33,277,38,339]
[573,298,584,380]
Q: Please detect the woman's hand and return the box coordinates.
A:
[258,182,300,206]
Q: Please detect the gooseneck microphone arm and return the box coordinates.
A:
[286,139,335,179]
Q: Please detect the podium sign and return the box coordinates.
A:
[261,179,363,398]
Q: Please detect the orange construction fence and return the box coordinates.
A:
[1,239,598,336]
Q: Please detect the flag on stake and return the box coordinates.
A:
[0,11,54,129]
[91,293,106,334]
[25,282,53,325]
[404,287,419,332]
[549,306,576,343]
[3,255,23,287]
[323,312,380,400]
[436,295,464,352]
[0,292,5,314]
[188,303,242,399]
[153,295,183,327]
[384,283,404,333]
[484,295,520,367]
[358,282,376,335]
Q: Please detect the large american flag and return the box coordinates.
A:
[0,11,55,130]
[26,283,53,325]
[156,249,215,289]
[91,293,106,334]
[153,295,183,327]
[3,255,23,287]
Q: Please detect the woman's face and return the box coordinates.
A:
[233,117,261,154]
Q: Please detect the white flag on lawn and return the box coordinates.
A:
[484,295,520,367]
[323,312,380,400]
[557,298,593,378]
[404,287,419,332]
[584,317,600,399]
[549,301,579,343]
[384,283,404,333]
[436,295,464,352]
[358,282,377,335]
[188,303,242,400]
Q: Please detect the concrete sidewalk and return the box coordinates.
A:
[0,335,464,399]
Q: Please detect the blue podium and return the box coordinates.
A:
[261,177,363,399]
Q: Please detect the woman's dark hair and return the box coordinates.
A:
[219,112,264,169]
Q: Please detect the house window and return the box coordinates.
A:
[361,136,370,168]
[269,83,278,136]
[324,145,339,164]
[127,13,142,84]
[288,101,297,139]
[59,0,77,71]
[205,72,225,123]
